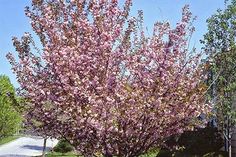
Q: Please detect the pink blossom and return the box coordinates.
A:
[7,1,210,156]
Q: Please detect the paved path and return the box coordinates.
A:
[0,136,58,157]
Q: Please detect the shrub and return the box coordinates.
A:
[164,126,224,156]
[53,139,74,153]
[203,151,228,157]
[178,127,223,155]
[156,149,173,157]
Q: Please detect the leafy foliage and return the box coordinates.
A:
[201,0,236,148]
[0,75,21,138]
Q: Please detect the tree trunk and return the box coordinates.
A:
[232,126,236,157]
[231,93,236,157]
[42,138,47,157]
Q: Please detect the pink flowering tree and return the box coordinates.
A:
[7,0,210,156]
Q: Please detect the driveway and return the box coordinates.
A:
[0,136,58,157]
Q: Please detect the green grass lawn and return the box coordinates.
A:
[46,150,228,157]
[46,149,159,157]
[0,135,19,146]
[46,151,79,157]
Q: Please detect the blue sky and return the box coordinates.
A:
[0,0,225,87]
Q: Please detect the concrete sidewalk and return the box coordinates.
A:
[0,136,58,157]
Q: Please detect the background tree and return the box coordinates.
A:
[201,0,236,155]
[7,0,210,156]
[0,75,22,138]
